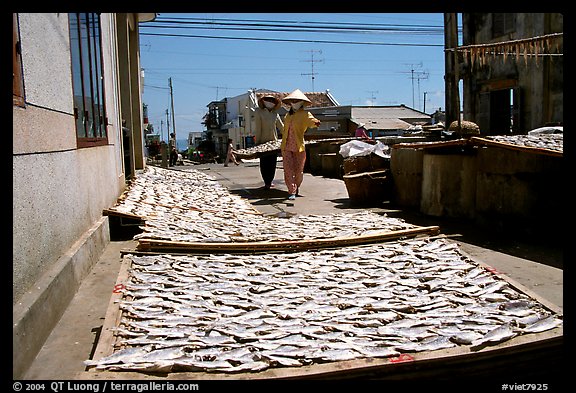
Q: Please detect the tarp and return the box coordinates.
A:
[339,140,390,159]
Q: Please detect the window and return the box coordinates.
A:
[492,13,516,38]
[13,13,25,107]
[69,13,108,147]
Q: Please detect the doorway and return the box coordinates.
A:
[479,87,521,135]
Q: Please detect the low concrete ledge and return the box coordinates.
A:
[13,216,110,379]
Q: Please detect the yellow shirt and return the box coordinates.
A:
[281,110,319,153]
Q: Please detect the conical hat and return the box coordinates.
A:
[258,94,281,110]
[282,89,312,106]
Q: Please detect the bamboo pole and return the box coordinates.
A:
[136,226,441,254]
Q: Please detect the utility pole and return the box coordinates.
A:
[169,77,176,142]
[444,13,460,129]
[301,50,323,93]
[423,92,428,114]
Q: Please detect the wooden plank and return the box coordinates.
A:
[82,326,562,380]
[135,226,441,254]
[392,139,469,150]
[102,209,144,221]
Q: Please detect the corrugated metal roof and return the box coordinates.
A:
[351,106,431,130]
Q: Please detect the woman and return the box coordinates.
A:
[224,138,239,167]
[253,94,284,189]
[354,123,371,140]
[280,89,320,200]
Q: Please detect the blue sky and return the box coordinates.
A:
[139,13,456,143]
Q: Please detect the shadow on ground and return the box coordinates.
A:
[383,204,563,270]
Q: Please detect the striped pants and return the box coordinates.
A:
[282,149,307,195]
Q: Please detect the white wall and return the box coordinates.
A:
[13,13,125,303]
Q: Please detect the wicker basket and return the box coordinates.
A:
[448,120,480,136]
[343,170,390,206]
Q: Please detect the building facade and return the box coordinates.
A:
[308,104,432,138]
[452,13,563,134]
[13,12,154,378]
[204,89,340,155]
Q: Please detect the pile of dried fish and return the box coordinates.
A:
[234,139,327,158]
[483,134,563,153]
[107,165,259,219]
[135,210,416,243]
[107,166,418,244]
[85,237,562,373]
[234,140,282,158]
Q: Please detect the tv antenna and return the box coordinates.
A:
[301,50,323,93]
[367,90,379,106]
[402,62,428,109]
[214,86,228,100]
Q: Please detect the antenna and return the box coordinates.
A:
[402,62,428,109]
[415,71,429,111]
[301,50,323,93]
[215,86,228,100]
[367,90,379,106]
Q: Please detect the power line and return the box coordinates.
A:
[142,24,444,36]
[148,15,448,30]
[142,20,446,35]
[140,32,444,47]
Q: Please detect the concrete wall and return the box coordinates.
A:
[390,144,563,235]
[390,148,424,208]
[13,13,125,303]
[475,146,564,234]
[420,152,478,219]
[12,13,130,378]
[226,93,251,149]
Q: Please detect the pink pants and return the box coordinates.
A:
[282,150,307,195]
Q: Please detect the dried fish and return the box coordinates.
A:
[265,354,303,367]
[470,323,518,349]
[521,316,563,334]
[87,236,562,374]
[448,331,484,345]
[483,134,563,153]
[312,348,363,362]
[84,346,150,367]
[108,166,419,245]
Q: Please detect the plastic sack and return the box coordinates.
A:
[372,141,391,158]
[339,140,390,159]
